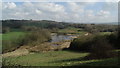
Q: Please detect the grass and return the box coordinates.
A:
[3,50,119,66]
[99,32,112,35]
[75,57,119,66]
[3,51,89,66]
[0,34,2,52]
[2,32,25,40]
[0,34,2,40]
[2,31,26,53]
[58,27,87,35]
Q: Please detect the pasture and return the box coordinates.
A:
[2,31,26,53]
[2,32,25,40]
[58,27,87,35]
[3,50,119,66]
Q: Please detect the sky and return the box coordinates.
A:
[1,1,119,23]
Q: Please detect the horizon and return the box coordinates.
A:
[1,19,118,25]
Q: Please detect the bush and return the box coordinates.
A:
[69,34,117,59]
[22,29,51,46]
[21,26,38,31]
[88,35,116,59]
[107,33,119,49]
[69,35,94,52]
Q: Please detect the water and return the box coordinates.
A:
[50,33,76,43]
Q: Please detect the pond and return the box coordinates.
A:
[50,33,77,43]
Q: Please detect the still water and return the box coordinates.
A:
[50,33,76,42]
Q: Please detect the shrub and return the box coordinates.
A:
[69,34,117,59]
[21,26,38,31]
[22,29,51,46]
[107,32,119,49]
[69,35,94,52]
[88,35,116,59]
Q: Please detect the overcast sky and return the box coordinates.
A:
[1,2,118,23]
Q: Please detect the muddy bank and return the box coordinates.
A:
[29,41,71,52]
[2,41,71,57]
[2,46,30,58]
[2,33,78,57]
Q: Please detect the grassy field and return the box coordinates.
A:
[78,57,119,66]
[99,32,113,35]
[3,50,119,66]
[58,27,87,35]
[2,32,25,40]
[2,31,26,53]
[3,51,88,66]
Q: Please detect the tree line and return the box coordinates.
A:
[2,20,118,34]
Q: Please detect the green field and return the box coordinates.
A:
[99,32,113,35]
[58,27,87,35]
[3,50,119,66]
[78,57,119,66]
[2,32,25,40]
[2,32,26,53]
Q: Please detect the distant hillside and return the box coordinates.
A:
[2,20,69,29]
[96,22,118,25]
[2,20,118,33]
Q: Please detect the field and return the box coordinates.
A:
[2,31,26,53]
[2,32,25,40]
[58,27,87,35]
[3,50,119,66]
[2,28,25,40]
[1,27,119,66]
[99,32,113,35]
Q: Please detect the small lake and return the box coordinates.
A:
[50,33,77,43]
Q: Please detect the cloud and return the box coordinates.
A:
[67,2,84,13]
[97,10,110,17]
[37,3,65,13]
[2,2,118,23]
[3,2,16,9]
[2,0,120,2]
[35,9,42,14]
